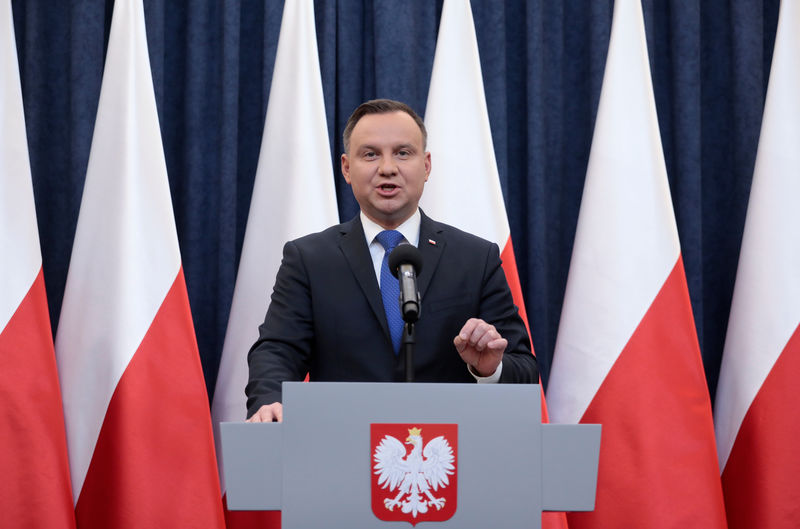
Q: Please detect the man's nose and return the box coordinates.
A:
[378,154,397,175]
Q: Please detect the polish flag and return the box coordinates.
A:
[1,2,76,526]
[714,1,800,527]
[546,0,727,527]
[420,1,565,527]
[421,0,529,335]
[53,1,225,527]
[210,0,338,526]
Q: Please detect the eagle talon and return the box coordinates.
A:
[428,497,445,510]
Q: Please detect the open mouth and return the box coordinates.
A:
[377,183,399,195]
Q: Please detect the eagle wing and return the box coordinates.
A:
[421,435,455,490]
[373,435,408,491]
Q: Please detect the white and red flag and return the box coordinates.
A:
[210,0,338,526]
[421,0,529,333]
[421,2,565,526]
[546,0,727,527]
[54,0,225,527]
[714,1,800,527]
[1,2,76,526]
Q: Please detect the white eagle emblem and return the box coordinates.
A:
[372,427,455,518]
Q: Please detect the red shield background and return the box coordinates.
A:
[370,423,458,525]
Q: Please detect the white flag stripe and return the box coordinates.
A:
[547,0,680,425]
[211,0,338,489]
[714,0,800,469]
[55,0,181,500]
[0,0,41,332]
[420,0,510,246]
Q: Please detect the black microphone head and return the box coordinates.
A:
[388,243,423,278]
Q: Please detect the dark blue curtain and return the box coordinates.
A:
[11,0,780,402]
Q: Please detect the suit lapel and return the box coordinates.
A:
[339,217,391,340]
[417,212,445,299]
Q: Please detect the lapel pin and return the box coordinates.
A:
[428,239,437,246]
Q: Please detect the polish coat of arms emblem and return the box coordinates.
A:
[370,423,457,525]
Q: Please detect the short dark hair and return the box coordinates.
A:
[342,99,427,154]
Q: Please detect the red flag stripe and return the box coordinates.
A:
[721,323,800,529]
[567,258,726,528]
[0,270,76,528]
[75,269,224,528]
[500,237,530,339]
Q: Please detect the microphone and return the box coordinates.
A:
[388,243,423,323]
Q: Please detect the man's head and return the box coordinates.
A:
[341,99,431,230]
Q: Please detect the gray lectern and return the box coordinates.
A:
[221,382,599,528]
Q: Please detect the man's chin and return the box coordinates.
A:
[365,205,415,229]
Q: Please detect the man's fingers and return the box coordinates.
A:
[487,337,508,353]
[246,403,283,423]
[457,318,480,341]
[475,327,498,351]
[464,321,498,351]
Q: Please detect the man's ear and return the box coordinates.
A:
[341,153,351,184]
[424,151,431,181]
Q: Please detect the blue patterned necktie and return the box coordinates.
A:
[376,230,405,354]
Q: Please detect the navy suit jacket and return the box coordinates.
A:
[246,212,538,416]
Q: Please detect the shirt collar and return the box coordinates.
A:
[361,209,421,247]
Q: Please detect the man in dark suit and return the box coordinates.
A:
[246,99,537,422]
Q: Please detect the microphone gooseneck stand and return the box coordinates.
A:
[402,322,415,383]
[387,242,424,384]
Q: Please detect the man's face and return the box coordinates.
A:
[341,111,431,229]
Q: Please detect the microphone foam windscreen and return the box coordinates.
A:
[388,243,423,278]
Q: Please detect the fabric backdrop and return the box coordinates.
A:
[10,0,780,402]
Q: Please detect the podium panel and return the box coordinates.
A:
[221,382,599,529]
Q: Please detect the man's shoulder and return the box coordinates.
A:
[289,217,356,247]
[422,214,497,251]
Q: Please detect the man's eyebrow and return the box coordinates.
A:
[355,142,418,152]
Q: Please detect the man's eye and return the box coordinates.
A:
[364,151,377,159]
[397,150,410,157]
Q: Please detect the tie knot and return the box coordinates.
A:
[376,230,404,252]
